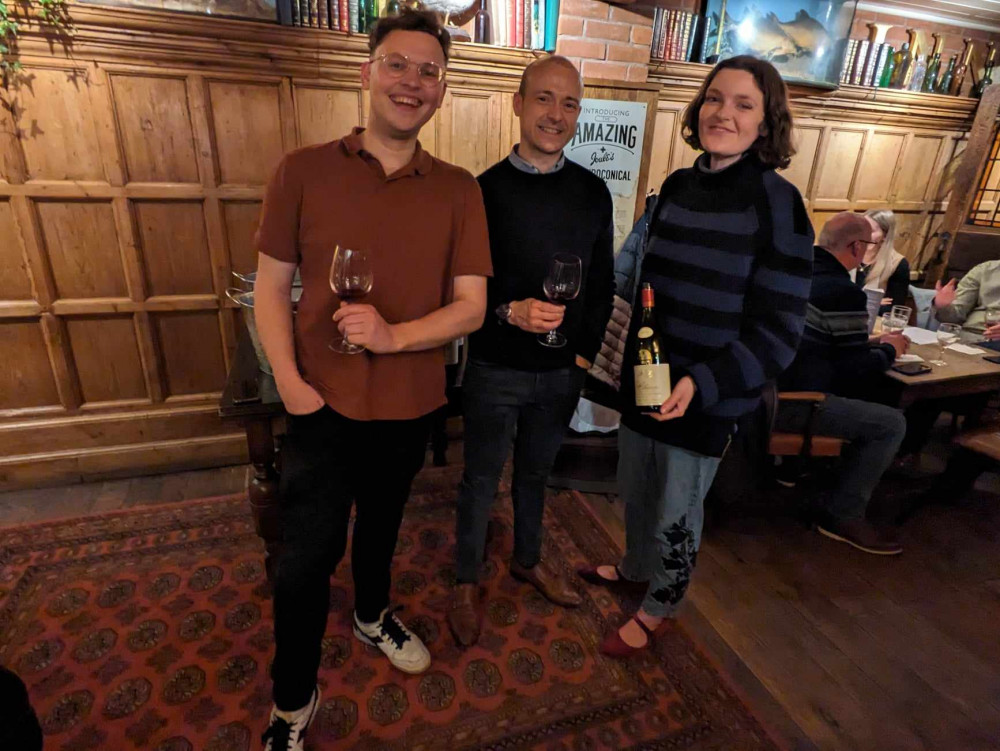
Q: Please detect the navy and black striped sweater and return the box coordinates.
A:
[620,153,815,456]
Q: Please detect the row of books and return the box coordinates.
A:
[487,0,559,51]
[650,9,701,63]
[840,40,892,87]
[276,0,372,31]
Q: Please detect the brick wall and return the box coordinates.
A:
[555,0,699,82]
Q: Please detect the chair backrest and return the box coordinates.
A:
[910,285,939,331]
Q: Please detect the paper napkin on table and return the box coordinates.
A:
[947,343,986,355]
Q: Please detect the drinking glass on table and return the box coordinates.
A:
[329,245,373,354]
[882,312,906,335]
[930,322,962,367]
[984,307,1000,336]
[538,253,582,348]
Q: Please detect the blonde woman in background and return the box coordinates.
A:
[856,209,910,313]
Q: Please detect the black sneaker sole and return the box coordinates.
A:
[817,526,903,556]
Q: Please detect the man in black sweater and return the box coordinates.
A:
[779,212,908,555]
[448,56,615,646]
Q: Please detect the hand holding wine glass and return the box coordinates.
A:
[329,245,374,354]
[538,253,582,348]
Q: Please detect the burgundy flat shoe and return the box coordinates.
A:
[599,615,656,658]
[576,565,648,595]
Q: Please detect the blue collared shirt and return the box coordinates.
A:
[508,144,566,174]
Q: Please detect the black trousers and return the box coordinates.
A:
[270,406,429,711]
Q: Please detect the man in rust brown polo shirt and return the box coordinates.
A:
[253,11,491,750]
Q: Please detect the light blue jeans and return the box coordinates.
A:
[617,424,721,618]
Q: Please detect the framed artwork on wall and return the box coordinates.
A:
[701,0,858,88]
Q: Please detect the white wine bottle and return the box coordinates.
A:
[634,282,671,412]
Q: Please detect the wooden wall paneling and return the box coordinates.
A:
[1,405,237,456]
[39,312,83,411]
[0,318,62,412]
[9,195,56,310]
[222,201,262,277]
[35,201,128,300]
[206,78,287,187]
[500,93,518,158]
[853,131,906,206]
[293,85,363,148]
[110,72,200,184]
[134,201,215,297]
[784,125,822,203]
[16,65,107,182]
[64,315,148,405]
[153,310,227,399]
[437,89,503,175]
[0,85,27,183]
[813,128,865,209]
[133,310,166,403]
[278,78,297,154]
[204,195,235,369]
[0,200,33,300]
[86,63,126,188]
[186,74,219,190]
[894,135,947,208]
[645,105,676,195]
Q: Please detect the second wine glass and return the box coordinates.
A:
[329,245,374,355]
[930,322,961,367]
[539,253,582,348]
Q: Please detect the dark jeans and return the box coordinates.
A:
[455,360,585,583]
[901,393,991,455]
[271,406,429,711]
[774,395,906,521]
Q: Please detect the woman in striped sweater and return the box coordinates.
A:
[579,56,815,656]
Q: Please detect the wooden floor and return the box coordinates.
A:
[2,444,999,750]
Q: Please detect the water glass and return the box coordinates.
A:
[930,322,962,367]
[891,305,912,328]
[985,308,1000,331]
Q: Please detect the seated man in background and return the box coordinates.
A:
[933,258,1000,339]
[778,212,907,555]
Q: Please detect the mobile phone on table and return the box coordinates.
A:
[984,355,1000,365]
[891,362,932,376]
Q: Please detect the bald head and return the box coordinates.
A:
[518,55,583,98]
[817,212,873,270]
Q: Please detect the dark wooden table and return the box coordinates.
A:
[219,328,285,582]
[882,341,1000,407]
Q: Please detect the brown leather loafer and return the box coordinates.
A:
[817,519,903,556]
[446,583,481,647]
[510,559,582,608]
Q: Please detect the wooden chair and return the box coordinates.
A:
[767,391,845,459]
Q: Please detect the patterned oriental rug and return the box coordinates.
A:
[0,465,780,750]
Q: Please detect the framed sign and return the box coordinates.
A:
[565,98,649,250]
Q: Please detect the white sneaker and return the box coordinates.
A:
[262,687,319,751]
[353,607,431,674]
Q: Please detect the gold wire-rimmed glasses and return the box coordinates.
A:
[371,52,445,86]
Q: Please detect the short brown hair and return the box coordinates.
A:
[681,55,795,170]
[368,9,451,61]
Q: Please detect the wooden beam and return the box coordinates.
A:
[924,84,1000,285]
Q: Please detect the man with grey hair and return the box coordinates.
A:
[447,55,615,646]
[777,211,908,555]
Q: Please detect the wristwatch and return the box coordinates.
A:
[495,302,513,324]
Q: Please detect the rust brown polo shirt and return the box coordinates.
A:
[255,128,492,421]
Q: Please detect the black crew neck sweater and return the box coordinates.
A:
[468,158,615,371]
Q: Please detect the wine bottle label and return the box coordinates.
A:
[638,326,654,338]
[634,363,671,407]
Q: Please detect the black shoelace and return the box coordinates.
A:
[378,607,412,650]
[262,715,292,750]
